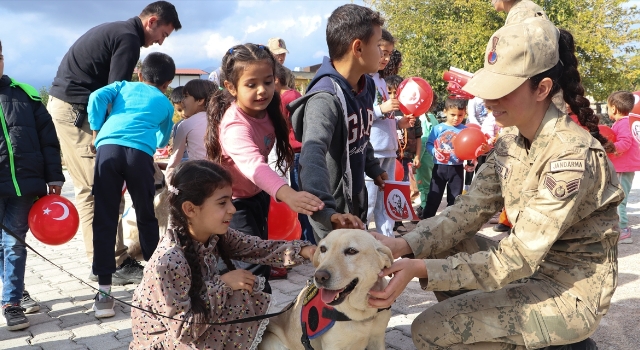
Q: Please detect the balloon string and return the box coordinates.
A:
[0,222,295,326]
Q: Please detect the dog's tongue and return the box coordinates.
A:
[320,288,341,304]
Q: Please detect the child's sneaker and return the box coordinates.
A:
[21,290,40,314]
[3,305,29,330]
[92,292,115,318]
[619,228,633,244]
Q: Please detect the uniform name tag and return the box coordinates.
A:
[549,160,584,172]
[494,159,510,180]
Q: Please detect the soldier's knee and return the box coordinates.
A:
[411,308,453,349]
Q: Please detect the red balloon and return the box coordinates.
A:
[598,125,616,143]
[395,159,404,181]
[452,128,490,161]
[267,198,299,241]
[465,123,481,130]
[569,114,588,130]
[28,195,79,245]
[396,77,434,116]
[631,91,640,115]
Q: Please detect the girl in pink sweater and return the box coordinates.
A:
[205,44,324,292]
[607,91,640,244]
[130,160,315,349]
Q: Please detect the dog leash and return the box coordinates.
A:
[0,222,296,326]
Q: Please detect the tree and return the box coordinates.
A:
[39,86,50,107]
[367,0,640,101]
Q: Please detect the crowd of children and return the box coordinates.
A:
[1,1,638,348]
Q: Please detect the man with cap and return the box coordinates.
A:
[267,37,296,89]
[47,1,181,285]
[368,16,620,350]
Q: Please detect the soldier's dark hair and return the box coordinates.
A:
[607,91,635,115]
[384,75,403,90]
[529,29,615,153]
[444,98,468,111]
[183,79,217,110]
[169,86,184,104]
[140,1,182,30]
[206,43,293,174]
[141,52,175,86]
[167,160,235,327]
[326,4,385,60]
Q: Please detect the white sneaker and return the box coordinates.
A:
[92,292,115,318]
[619,228,633,244]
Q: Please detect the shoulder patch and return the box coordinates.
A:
[494,134,516,156]
[494,159,511,180]
[549,159,584,173]
[544,174,581,199]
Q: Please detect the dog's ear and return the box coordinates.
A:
[376,243,394,269]
[313,244,322,268]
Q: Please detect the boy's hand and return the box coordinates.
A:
[330,213,365,230]
[90,130,98,154]
[464,164,476,172]
[220,269,256,292]
[48,185,62,195]
[374,172,389,190]
[380,99,400,114]
[300,245,317,260]
[413,156,421,169]
[398,114,415,128]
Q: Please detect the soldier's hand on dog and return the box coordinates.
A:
[220,269,256,292]
[331,213,365,230]
[368,258,428,309]
[368,231,413,259]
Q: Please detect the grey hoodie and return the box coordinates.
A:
[289,57,384,239]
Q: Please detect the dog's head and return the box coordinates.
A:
[312,229,393,313]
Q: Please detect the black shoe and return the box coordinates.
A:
[112,257,144,285]
[21,291,40,314]
[493,223,511,232]
[3,305,29,330]
[542,338,597,350]
[88,272,128,286]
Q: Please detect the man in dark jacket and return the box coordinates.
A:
[289,4,387,241]
[0,40,65,330]
[47,1,181,284]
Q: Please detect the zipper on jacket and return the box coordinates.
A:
[0,104,22,196]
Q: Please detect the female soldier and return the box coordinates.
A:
[368,17,622,350]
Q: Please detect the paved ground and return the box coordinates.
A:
[1,171,639,349]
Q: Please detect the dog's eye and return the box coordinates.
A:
[344,248,358,255]
[320,246,327,253]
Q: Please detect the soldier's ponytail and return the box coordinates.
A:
[529,29,615,153]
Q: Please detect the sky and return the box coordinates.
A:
[1,0,639,90]
[0,0,365,89]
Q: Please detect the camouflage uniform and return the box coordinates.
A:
[505,0,547,25]
[403,105,624,349]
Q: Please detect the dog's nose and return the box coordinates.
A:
[314,270,331,284]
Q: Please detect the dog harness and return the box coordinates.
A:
[300,282,390,350]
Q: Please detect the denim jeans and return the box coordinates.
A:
[0,196,35,305]
[290,153,316,244]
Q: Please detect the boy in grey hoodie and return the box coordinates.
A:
[289,4,387,241]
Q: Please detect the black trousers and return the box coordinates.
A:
[92,144,158,285]
[229,191,272,293]
[422,163,464,219]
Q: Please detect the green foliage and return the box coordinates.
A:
[39,86,50,107]
[367,0,640,101]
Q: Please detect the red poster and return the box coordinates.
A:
[384,181,419,221]
[629,113,640,144]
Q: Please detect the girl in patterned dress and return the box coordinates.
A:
[130,160,315,349]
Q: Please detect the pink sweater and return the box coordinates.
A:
[610,116,640,173]
[220,103,287,199]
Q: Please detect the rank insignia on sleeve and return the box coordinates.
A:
[544,174,580,199]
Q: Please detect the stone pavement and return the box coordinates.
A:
[1,171,639,349]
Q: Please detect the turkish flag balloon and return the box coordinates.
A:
[598,125,616,143]
[631,92,640,115]
[629,113,640,144]
[395,159,404,181]
[465,123,481,130]
[28,195,79,245]
[396,77,434,116]
[267,198,299,241]
[452,128,490,161]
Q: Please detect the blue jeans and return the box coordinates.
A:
[290,153,316,244]
[617,172,635,229]
[0,196,35,305]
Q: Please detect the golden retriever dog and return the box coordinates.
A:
[259,229,393,350]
